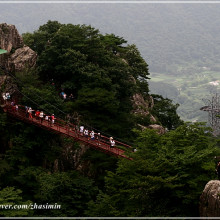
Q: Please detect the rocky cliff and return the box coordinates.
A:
[0,75,18,98]
[0,23,37,73]
[131,93,165,134]
[200,180,220,217]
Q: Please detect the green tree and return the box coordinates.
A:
[0,187,33,217]
[23,21,152,138]
[21,84,64,117]
[22,20,62,55]
[35,171,98,216]
[151,94,183,130]
[87,123,219,217]
[123,44,150,96]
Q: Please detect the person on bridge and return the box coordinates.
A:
[110,138,115,148]
[28,107,33,119]
[45,115,49,122]
[40,111,44,123]
[51,114,55,126]
[2,93,6,104]
[90,130,95,140]
[84,129,89,140]
[96,133,101,145]
[111,139,115,148]
[5,92,10,100]
[80,125,84,136]
[35,110,40,120]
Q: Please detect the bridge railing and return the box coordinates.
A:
[3,102,133,151]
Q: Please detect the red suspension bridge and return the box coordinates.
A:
[1,102,133,160]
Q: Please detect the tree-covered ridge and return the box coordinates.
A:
[0,21,217,217]
[22,21,183,134]
[86,123,220,217]
[0,113,219,217]
[3,4,220,122]
[22,21,153,138]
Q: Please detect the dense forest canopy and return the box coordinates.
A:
[22,21,153,138]
[87,123,219,217]
[0,21,219,217]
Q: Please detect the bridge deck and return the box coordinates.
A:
[2,104,132,160]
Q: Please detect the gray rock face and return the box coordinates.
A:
[132,93,166,133]
[7,45,37,72]
[148,124,166,135]
[0,23,37,73]
[131,93,154,117]
[0,23,23,51]
[199,180,220,217]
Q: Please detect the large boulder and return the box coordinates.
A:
[131,93,154,117]
[148,124,166,135]
[0,23,37,73]
[132,93,157,122]
[6,45,37,72]
[131,93,167,133]
[0,23,23,51]
[199,180,220,217]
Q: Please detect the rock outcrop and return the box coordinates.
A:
[7,45,37,73]
[199,180,220,217]
[132,93,157,122]
[0,23,23,51]
[132,93,166,134]
[148,124,166,135]
[132,93,154,117]
[51,137,90,172]
[0,75,19,102]
[0,23,37,73]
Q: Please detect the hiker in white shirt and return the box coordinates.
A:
[90,130,95,140]
[80,125,84,136]
[40,111,44,123]
[84,129,89,140]
[110,137,115,148]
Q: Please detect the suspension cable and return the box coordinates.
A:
[1,66,134,147]
[5,70,67,116]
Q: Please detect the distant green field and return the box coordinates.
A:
[149,70,220,122]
